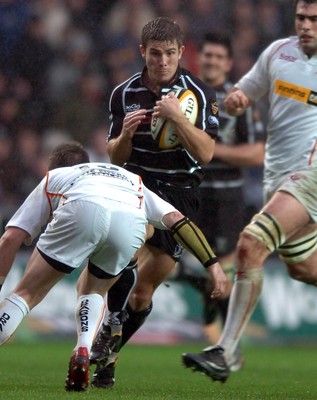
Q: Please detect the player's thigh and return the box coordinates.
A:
[262,190,311,238]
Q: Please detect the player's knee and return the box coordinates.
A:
[236,231,268,268]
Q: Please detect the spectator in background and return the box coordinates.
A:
[8,15,54,99]
[98,0,155,88]
[87,126,110,163]
[33,0,71,50]
[256,0,284,49]
[45,27,98,104]
[0,0,32,69]
[187,0,230,41]
[52,71,107,145]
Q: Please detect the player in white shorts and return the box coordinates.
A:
[182,0,317,383]
[0,161,226,391]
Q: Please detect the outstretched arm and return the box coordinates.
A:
[162,212,227,298]
[0,227,30,292]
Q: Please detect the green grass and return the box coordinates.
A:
[1,341,317,399]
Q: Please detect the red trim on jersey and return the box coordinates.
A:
[44,172,66,216]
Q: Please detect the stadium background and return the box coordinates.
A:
[1,0,314,346]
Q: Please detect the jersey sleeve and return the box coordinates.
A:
[5,176,51,245]
[203,86,219,139]
[107,86,124,141]
[143,184,178,230]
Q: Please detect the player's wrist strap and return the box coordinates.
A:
[171,217,218,268]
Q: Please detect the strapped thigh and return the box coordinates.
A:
[278,230,317,264]
[244,211,285,252]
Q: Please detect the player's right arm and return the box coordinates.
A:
[224,88,252,116]
[0,176,51,291]
[0,227,29,291]
[107,88,147,166]
[108,110,147,165]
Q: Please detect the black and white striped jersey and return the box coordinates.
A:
[107,66,219,188]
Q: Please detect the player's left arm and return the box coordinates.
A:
[152,92,215,165]
[143,184,226,297]
[163,212,227,298]
[214,141,265,167]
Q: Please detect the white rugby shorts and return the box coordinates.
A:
[37,198,147,276]
[263,160,317,223]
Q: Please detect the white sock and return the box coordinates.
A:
[74,294,105,352]
[0,294,30,345]
[211,268,263,364]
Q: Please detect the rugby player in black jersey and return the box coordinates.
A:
[90,17,219,388]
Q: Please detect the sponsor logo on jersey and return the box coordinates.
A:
[275,80,317,107]
[0,312,10,332]
[125,103,141,112]
[279,53,297,62]
[211,101,219,115]
[79,299,89,333]
[208,115,219,126]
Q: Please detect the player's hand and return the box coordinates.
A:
[122,109,147,139]
[153,92,183,121]
[224,89,250,116]
[206,262,227,298]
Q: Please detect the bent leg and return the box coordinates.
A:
[218,191,311,361]
[121,244,176,347]
[129,243,175,310]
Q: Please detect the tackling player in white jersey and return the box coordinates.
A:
[182,0,317,383]
[0,153,226,391]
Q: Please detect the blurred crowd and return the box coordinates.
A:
[0,0,294,229]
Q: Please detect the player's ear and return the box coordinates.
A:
[178,45,185,60]
[139,45,145,58]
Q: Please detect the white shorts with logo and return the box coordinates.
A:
[37,198,147,276]
[264,162,317,223]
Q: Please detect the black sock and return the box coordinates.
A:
[107,263,138,312]
[120,302,153,348]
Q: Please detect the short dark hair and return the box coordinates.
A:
[294,0,317,6]
[141,17,184,48]
[199,32,233,58]
[48,141,90,170]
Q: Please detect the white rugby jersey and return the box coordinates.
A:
[236,36,317,177]
[7,163,176,244]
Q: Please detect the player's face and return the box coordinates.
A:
[295,1,317,56]
[140,40,184,87]
[198,43,232,87]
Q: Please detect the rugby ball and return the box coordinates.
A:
[151,88,198,149]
